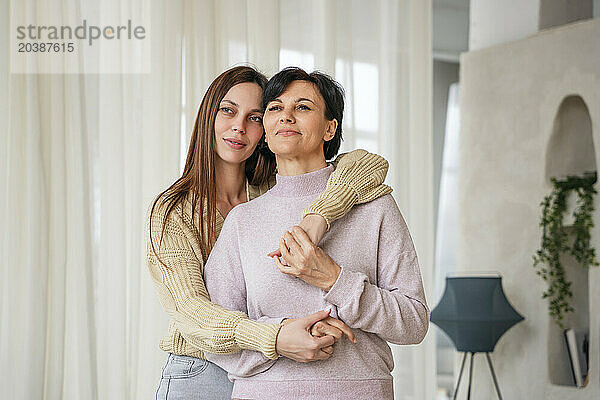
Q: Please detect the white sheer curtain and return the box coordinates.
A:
[1,0,433,399]
[1,0,179,399]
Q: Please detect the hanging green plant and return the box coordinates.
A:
[533,172,598,328]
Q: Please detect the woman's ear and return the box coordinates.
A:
[324,119,338,142]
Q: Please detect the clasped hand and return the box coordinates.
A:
[268,225,341,292]
[276,310,356,363]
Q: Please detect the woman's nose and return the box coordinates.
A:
[280,112,295,124]
[232,117,247,133]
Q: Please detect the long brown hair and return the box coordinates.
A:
[150,66,276,264]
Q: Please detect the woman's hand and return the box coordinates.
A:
[310,316,357,344]
[270,226,341,291]
[276,310,350,362]
[267,214,327,258]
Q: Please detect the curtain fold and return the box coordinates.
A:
[1,1,434,398]
[378,1,435,398]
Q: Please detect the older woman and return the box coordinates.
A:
[203,67,429,400]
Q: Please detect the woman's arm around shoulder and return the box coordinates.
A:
[304,149,393,230]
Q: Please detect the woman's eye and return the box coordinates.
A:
[298,104,311,111]
[249,115,263,123]
[220,107,234,114]
[267,105,281,112]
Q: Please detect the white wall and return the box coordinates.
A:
[459,19,600,399]
[469,0,539,50]
[469,0,594,50]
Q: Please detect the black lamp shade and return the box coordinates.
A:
[430,276,524,352]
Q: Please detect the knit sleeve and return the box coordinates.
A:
[303,149,393,229]
[146,199,281,359]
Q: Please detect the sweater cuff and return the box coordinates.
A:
[323,267,369,306]
[234,318,282,360]
[302,184,358,230]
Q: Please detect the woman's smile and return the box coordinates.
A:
[223,137,247,149]
[276,128,301,137]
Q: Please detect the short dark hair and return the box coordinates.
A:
[263,67,344,160]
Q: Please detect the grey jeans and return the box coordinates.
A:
[155,353,234,400]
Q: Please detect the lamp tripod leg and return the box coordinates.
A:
[467,352,474,400]
[452,352,468,400]
[485,352,503,400]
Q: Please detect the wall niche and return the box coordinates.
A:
[544,95,594,387]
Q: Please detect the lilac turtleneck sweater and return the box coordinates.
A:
[204,164,429,400]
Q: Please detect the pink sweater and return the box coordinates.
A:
[204,165,429,400]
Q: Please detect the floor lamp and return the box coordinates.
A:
[430,276,524,400]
